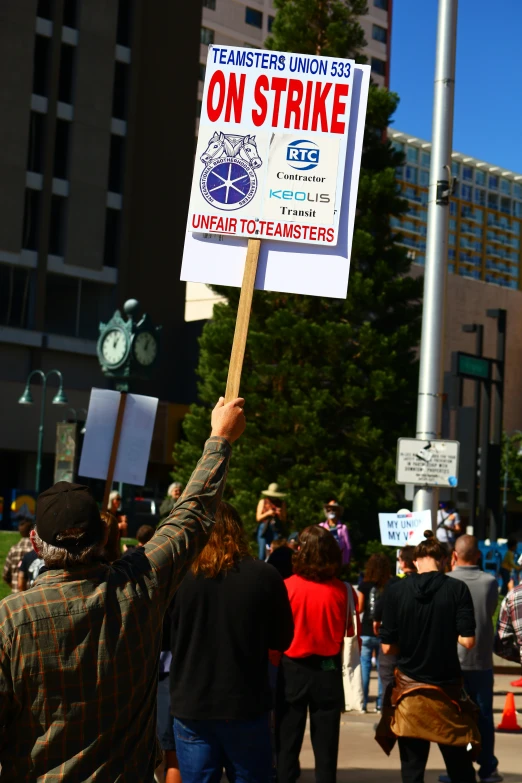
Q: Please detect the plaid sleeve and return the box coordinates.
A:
[0,627,14,738]
[2,550,13,585]
[141,436,231,606]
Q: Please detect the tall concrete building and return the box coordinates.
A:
[0,0,200,502]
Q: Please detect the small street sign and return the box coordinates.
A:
[455,352,491,381]
[396,438,460,487]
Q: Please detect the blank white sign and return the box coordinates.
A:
[78,388,158,487]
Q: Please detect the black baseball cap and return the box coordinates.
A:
[36,482,104,550]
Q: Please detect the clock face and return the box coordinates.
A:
[101,329,127,366]
[134,331,158,366]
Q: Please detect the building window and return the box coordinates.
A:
[372,25,387,44]
[27,112,46,174]
[451,161,459,177]
[406,147,418,164]
[116,0,134,48]
[0,264,32,328]
[79,281,114,339]
[461,185,472,202]
[475,170,486,186]
[200,26,214,45]
[420,151,430,168]
[501,197,511,216]
[500,179,511,195]
[33,35,52,97]
[199,63,206,83]
[419,170,429,187]
[22,189,41,251]
[37,0,53,20]
[371,57,386,76]
[405,166,417,185]
[203,0,216,8]
[513,183,522,200]
[374,0,388,8]
[488,193,498,210]
[268,15,275,32]
[474,188,485,206]
[462,166,473,182]
[488,174,499,190]
[63,0,79,28]
[108,135,125,193]
[245,7,263,27]
[49,195,67,256]
[513,202,522,218]
[450,202,457,216]
[53,119,71,179]
[58,43,76,104]
[103,208,121,268]
[449,234,455,246]
[112,61,130,120]
[44,274,79,336]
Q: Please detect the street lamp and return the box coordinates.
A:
[65,408,88,435]
[18,370,68,495]
[502,430,522,539]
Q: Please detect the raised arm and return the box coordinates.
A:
[133,397,246,605]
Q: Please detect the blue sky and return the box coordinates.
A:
[390,0,522,173]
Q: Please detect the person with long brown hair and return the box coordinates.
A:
[377,530,479,783]
[358,553,392,712]
[276,526,360,783]
[169,501,293,783]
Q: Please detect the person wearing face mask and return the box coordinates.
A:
[319,500,351,566]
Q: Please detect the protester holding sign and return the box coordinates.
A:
[0,397,245,781]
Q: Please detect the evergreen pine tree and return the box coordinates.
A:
[174,0,423,545]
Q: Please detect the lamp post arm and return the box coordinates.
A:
[45,369,65,387]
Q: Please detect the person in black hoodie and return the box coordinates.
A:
[377,531,479,783]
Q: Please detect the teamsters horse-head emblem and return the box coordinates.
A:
[199,132,263,211]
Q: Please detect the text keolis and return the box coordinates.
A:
[187,45,355,247]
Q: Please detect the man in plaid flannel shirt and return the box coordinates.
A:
[2,518,34,593]
[496,583,522,664]
[0,396,246,782]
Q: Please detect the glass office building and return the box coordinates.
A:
[389,130,522,290]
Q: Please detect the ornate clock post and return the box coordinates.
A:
[97,299,162,392]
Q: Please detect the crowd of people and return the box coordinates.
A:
[0,400,521,782]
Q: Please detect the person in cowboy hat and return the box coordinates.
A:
[256,483,287,561]
[319,499,352,565]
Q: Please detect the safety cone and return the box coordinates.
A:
[510,676,522,687]
[497,692,522,732]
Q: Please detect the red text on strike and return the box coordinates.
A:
[206,71,349,134]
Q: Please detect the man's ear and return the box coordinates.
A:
[29,529,40,555]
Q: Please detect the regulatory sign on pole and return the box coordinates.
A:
[189,45,356,247]
[395,438,460,488]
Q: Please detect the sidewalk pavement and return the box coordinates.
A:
[298,671,522,782]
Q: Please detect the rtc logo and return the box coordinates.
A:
[200,131,263,211]
[286,140,320,171]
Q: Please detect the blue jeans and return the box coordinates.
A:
[360,636,382,710]
[174,715,273,783]
[463,669,498,779]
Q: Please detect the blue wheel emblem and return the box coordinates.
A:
[200,132,262,212]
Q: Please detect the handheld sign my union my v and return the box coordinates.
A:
[189,46,355,247]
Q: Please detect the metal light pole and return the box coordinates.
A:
[18,370,68,494]
[413,0,459,524]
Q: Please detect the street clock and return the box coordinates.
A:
[97,299,161,391]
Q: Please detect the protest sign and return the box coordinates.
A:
[378,509,432,547]
[189,45,356,246]
[183,46,370,400]
[182,63,370,299]
[78,389,158,506]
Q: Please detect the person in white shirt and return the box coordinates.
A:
[436,502,461,546]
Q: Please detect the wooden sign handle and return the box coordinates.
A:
[102,392,127,512]
[225,238,261,402]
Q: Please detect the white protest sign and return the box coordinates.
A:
[379,509,432,547]
[78,389,158,486]
[189,45,356,246]
[182,63,370,299]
